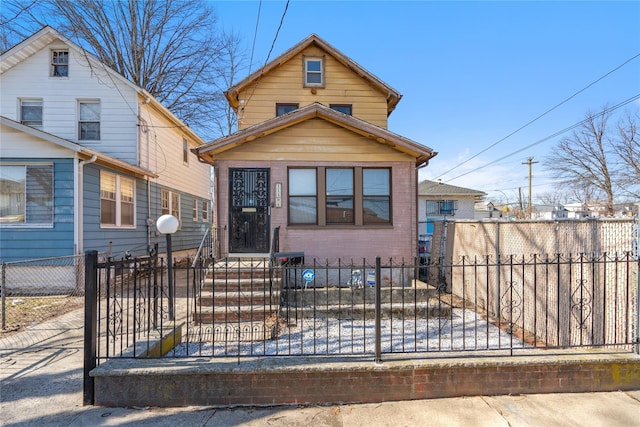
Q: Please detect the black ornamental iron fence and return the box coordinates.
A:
[84,250,639,370]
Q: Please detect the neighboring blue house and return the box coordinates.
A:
[0,27,212,262]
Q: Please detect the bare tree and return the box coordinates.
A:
[209,30,248,137]
[612,111,640,199]
[546,109,618,216]
[537,191,569,207]
[0,0,40,49]
[2,0,242,140]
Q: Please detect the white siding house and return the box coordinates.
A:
[0,26,211,262]
[418,179,486,234]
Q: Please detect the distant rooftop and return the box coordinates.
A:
[419,180,486,199]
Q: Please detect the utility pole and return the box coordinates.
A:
[522,157,539,219]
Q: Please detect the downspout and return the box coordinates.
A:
[77,154,98,255]
[415,161,429,261]
[147,177,152,253]
[194,151,218,257]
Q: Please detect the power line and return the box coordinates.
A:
[248,0,262,74]
[433,53,640,181]
[443,94,640,183]
[239,0,290,118]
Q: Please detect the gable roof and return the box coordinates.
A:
[1,26,139,91]
[419,179,486,198]
[193,102,436,166]
[1,116,157,179]
[224,34,403,116]
[1,26,207,146]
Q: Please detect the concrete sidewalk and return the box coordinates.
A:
[1,309,640,426]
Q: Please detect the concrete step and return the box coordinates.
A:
[185,319,280,342]
[281,286,440,306]
[279,302,451,320]
[201,277,281,292]
[197,290,280,307]
[193,307,278,323]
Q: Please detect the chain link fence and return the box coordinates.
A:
[1,254,87,334]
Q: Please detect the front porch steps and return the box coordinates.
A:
[193,258,451,342]
[193,257,280,340]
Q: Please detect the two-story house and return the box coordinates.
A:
[418,179,486,230]
[193,34,436,263]
[0,26,212,262]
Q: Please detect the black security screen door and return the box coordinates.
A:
[229,168,270,253]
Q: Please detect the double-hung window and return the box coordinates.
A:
[20,99,43,129]
[183,139,189,164]
[0,164,53,226]
[161,189,181,220]
[326,168,353,224]
[51,50,69,77]
[363,168,390,224]
[303,57,324,87]
[192,198,198,221]
[288,168,317,224]
[100,171,135,227]
[201,200,209,222]
[78,101,101,141]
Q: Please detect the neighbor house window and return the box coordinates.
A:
[192,198,198,221]
[330,104,352,115]
[161,189,181,219]
[288,168,317,224]
[100,171,135,227]
[0,164,53,226]
[20,99,43,129]
[78,101,100,140]
[201,200,209,222]
[183,139,189,164]
[303,57,324,87]
[326,168,353,224]
[426,200,458,216]
[276,103,299,116]
[51,50,69,77]
[363,168,391,224]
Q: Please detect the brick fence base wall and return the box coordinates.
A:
[92,353,640,407]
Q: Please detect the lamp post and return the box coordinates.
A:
[156,214,179,321]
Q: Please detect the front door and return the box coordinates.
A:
[229,168,270,253]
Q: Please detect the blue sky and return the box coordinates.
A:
[213,0,640,204]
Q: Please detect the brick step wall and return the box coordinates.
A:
[92,352,640,407]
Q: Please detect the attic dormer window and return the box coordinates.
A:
[51,50,69,77]
[304,56,324,87]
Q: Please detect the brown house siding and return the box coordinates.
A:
[236,46,390,129]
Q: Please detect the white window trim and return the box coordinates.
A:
[78,100,101,141]
[202,200,209,222]
[0,162,54,228]
[303,56,325,88]
[50,49,69,77]
[183,139,190,165]
[19,98,44,130]
[161,189,182,228]
[192,198,198,222]
[100,171,136,229]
